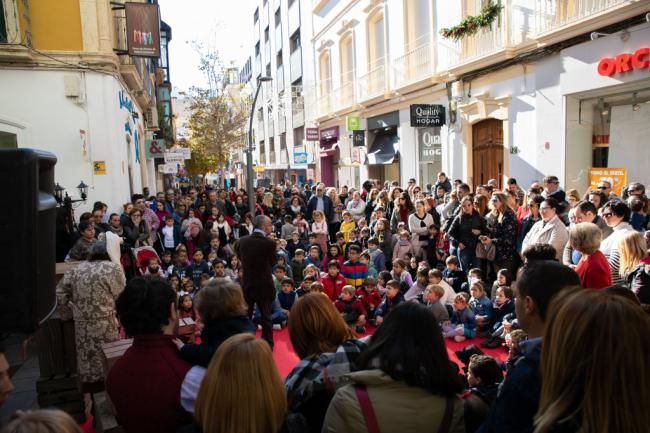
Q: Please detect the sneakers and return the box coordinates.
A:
[272,324,282,331]
[454,335,466,342]
[355,326,366,334]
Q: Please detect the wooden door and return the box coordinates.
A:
[472,119,504,189]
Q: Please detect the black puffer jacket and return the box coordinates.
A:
[447,211,486,250]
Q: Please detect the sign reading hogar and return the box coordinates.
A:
[410,104,446,127]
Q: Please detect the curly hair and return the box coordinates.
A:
[115,277,177,336]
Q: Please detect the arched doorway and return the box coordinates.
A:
[472,119,504,189]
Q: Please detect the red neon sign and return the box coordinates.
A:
[598,48,650,76]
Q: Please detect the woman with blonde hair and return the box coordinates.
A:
[618,230,650,306]
[285,293,365,433]
[1,409,82,433]
[566,188,581,209]
[194,333,287,433]
[534,288,650,433]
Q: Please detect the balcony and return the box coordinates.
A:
[290,48,302,82]
[288,1,300,35]
[316,89,333,119]
[255,54,262,76]
[277,65,285,92]
[393,37,432,89]
[531,0,632,37]
[292,109,305,128]
[357,58,386,103]
[332,70,356,112]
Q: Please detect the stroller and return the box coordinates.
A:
[132,245,161,275]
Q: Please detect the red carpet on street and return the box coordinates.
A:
[262,327,509,378]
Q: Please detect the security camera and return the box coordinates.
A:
[590,31,609,41]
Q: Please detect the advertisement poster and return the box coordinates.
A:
[125,2,161,57]
[588,167,627,197]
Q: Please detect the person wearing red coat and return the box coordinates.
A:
[322,261,347,302]
[107,277,192,433]
[570,222,612,290]
[356,284,383,319]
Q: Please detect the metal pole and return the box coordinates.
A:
[247,81,263,216]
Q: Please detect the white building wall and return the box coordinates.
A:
[0,69,146,215]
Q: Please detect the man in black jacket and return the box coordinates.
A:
[234,215,278,348]
[306,185,333,222]
[479,261,580,433]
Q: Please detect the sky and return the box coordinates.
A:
[158,0,255,93]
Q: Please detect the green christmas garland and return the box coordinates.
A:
[440,1,503,41]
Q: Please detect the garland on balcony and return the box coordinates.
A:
[440,1,503,41]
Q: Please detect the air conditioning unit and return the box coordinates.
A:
[144,106,159,131]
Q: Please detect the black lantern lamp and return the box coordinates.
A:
[54,183,65,204]
[77,181,89,200]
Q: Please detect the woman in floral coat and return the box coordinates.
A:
[56,241,126,391]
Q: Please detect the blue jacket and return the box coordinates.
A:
[306,194,334,222]
[375,293,404,318]
[479,337,542,433]
[451,307,477,330]
[469,294,493,320]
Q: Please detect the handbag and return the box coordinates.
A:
[354,384,455,433]
[475,241,496,261]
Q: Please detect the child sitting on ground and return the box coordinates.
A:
[275,254,293,280]
[322,260,346,302]
[505,329,528,373]
[287,232,306,258]
[391,258,414,293]
[310,282,325,296]
[340,211,356,242]
[377,270,392,295]
[463,354,503,433]
[178,294,196,320]
[359,252,378,279]
[296,275,316,297]
[442,256,467,293]
[272,265,287,293]
[281,215,297,240]
[443,293,477,342]
[422,285,449,325]
[334,285,367,333]
[491,268,513,299]
[290,249,307,286]
[428,269,456,308]
[366,237,386,272]
[482,287,516,348]
[469,281,493,331]
[405,267,430,301]
[356,277,382,321]
[461,268,484,293]
[277,277,297,312]
[374,280,405,325]
[305,245,322,269]
[322,244,344,272]
[254,298,288,330]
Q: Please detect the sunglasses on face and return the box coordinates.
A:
[597,186,608,190]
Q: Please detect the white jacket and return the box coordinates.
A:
[522,215,568,261]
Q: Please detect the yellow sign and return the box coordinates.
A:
[93,161,106,175]
[588,167,627,197]
[253,165,265,173]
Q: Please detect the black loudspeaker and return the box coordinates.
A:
[0,149,58,333]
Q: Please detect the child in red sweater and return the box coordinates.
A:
[322,260,347,302]
[335,285,367,333]
[356,277,382,321]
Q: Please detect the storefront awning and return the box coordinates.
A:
[365,133,399,165]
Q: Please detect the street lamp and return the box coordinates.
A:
[247,75,273,216]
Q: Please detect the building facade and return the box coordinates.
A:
[246,0,317,187]
[0,0,174,213]
[310,0,649,190]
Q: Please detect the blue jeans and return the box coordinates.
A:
[450,245,476,273]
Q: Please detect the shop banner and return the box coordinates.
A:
[588,167,627,197]
[158,163,178,174]
[418,128,442,162]
[164,151,184,163]
[410,104,446,127]
[306,128,319,141]
[125,2,161,58]
[352,130,365,147]
[346,115,360,132]
[293,151,308,165]
[93,161,106,175]
[145,138,166,159]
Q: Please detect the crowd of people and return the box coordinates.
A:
[1,173,649,433]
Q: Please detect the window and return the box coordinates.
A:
[368,13,385,64]
[290,30,300,53]
[0,131,17,149]
[288,0,296,7]
[280,133,287,150]
[255,41,260,56]
[264,26,269,42]
[404,0,430,47]
[0,1,7,44]
[319,52,331,94]
[253,8,259,24]
[266,63,271,77]
[340,36,354,76]
[275,8,281,27]
[277,50,283,67]
[293,127,304,146]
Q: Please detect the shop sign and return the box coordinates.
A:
[158,163,177,174]
[306,128,319,141]
[597,47,649,77]
[145,138,166,159]
[164,151,185,163]
[418,128,442,162]
[307,169,315,180]
[410,104,446,127]
[319,126,339,141]
[346,115,360,132]
[125,2,161,57]
[588,167,627,197]
[293,151,308,165]
[352,130,365,147]
[253,166,266,173]
[93,161,106,175]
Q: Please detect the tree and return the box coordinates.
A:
[184,42,247,183]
